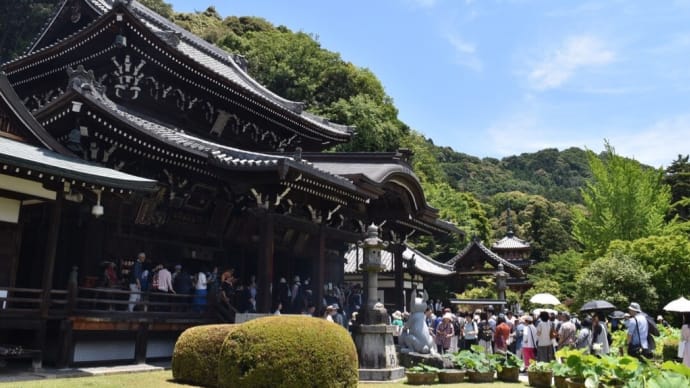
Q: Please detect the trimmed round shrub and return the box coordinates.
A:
[217,315,358,388]
[172,324,239,387]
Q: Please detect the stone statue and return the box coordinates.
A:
[399,286,437,355]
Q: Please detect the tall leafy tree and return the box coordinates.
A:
[574,253,658,311]
[572,142,672,257]
[664,154,690,221]
[607,234,690,309]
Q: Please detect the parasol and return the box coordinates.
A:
[663,296,690,313]
[530,293,560,305]
[580,300,616,313]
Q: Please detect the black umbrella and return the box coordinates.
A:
[580,300,616,312]
[608,310,625,319]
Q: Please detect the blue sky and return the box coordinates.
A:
[169,0,690,168]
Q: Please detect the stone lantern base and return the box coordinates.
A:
[352,324,404,381]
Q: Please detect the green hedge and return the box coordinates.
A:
[172,324,239,387]
[217,315,358,388]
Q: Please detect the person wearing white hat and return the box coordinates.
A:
[626,302,650,359]
[392,310,404,336]
[435,312,455,354]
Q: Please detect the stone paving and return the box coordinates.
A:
[0,360,169,384]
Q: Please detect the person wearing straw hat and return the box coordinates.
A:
[435,312,455,354]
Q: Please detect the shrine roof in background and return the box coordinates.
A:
[343,245,453,276]
[445,239,525,278]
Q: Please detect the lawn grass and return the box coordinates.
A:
[0,370,529,387]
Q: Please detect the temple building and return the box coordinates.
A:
[0,0,460,366]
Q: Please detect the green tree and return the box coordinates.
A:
[0,0,57,62]
[574,253,657,311]
[324,94,407,152]
[607,234,690,310]
[572,142,672,257]
[139,0,174,19]
[527,250,585,300]
[664,154,690,221]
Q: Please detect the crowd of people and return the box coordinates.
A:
[386,299,690,370]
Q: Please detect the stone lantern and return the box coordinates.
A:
[359,223,388,324]
[495,262,508,302]
[352,223,403,381]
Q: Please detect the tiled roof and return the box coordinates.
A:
[39,83,362,197]
[445,239,525,277]
[59,83,311,172]
[87,0,353,139]
[0,73,69,153]
[0,136,156,192]
[492,234,530,250]
[344,246,453,276]
[310,160,417,184]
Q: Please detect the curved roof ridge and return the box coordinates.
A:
[125,1,307,114]
[445,239,524,276]
[0,72,70,153]
[23,0,70,55]
[3,7,106,69]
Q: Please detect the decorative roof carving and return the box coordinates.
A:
[231,54,249,73]
[154,30,181,47]
[67,65,107,99]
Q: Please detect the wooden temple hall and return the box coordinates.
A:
[0,0,460,366]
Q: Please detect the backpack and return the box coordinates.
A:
[646,315,660,337]
[479,321,493,341]
[549,323,558,339]
[452,318,462,336]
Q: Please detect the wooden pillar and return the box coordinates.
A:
[57,319,74,368]
[40,190,63,316]
[134,322,149,364]
[38,191,63,356]
[257,213,274,313]
[314,225,326,309]
[392,243,405,312]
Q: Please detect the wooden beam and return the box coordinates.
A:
[272,213,360,243]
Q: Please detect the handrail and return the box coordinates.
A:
[0,285,228,321]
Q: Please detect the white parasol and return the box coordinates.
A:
[530,293,560,305]
[663,296,690,313]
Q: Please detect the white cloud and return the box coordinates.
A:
[445,33,482,71]
[529,35,615,90]
[484,111,690,168]
[611,115,690,168]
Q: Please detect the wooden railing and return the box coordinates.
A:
[0,286,222,322]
